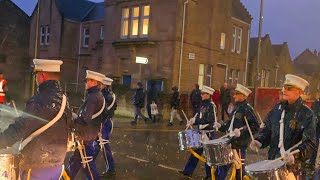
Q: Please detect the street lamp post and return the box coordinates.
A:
[254,0,264,108]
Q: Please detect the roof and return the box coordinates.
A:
[54,0,98,22]
[249,34,270,59]
[0,0,30,19]
[293,49,320,76]
[231,0,252,24]
[272,45,283,56]
[82,2,104,22]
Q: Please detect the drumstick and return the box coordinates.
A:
[218,127,244,139]
[244,116,258,152]
[256,111,265,127]
[11,100,19,116]
[266,149,300,166]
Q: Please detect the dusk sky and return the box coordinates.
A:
[12,0,319,59]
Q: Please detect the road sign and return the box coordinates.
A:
[136,56,148,64]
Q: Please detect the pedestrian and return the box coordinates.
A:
[311,90,320,174]
[250,74,316,179]
[67,70,107,180]
[0,59,72,179]
[190,84,201,116]
[179,85,217,180]
[131,82,148,124]
[0,70,10,105]
[220,82,231,121]
[215,83,259,180]
[168,86,183,126]
[147,81,159,123]
[93,76,116,177]
[212,89,220,108]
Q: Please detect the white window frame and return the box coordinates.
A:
[234,70,240,84]
[40,26,45,45]
[198,64,205,89]
[120,8,130,39]
[231,26,236,52]
[130,6,140,38]
[206,65,213,87]
[236,27,242,54]
[229,68,234,85]
[261,69,266,87]
[100,25,104,40]
[140,5,150,37]
[220,33,226,50]
[45,25,50,45]
[83,27,90,48]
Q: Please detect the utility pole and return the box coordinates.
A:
[254,0,264,108]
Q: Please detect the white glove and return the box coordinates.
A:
[213,122,221,129]
[189,117,196,125]
[72,112,78,121]
[249,140,262,151]
[260,123,266,128]
[233,128,241,137]
[283,153,295,165]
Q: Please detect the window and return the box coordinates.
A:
[45,25,50,45]
[261,69,266,87]
[100,25,104,40]
[231,26,236,52]
[229,68,234,85]
[265,70,270,87]
[206,65,213,87]
[40,26,45,45]
[234,70,240,84]
[236,27,242,54]
[130,6,140,38]
[141,5,150,37]
[198,64,204,89]
[121,5,150,39]
[121,8,130,38]
[220,33,226,50]
[146,80,163,92]
[83,28,90,47]
[229,69,240,85]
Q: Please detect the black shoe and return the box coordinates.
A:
[100,169,116,177]
[178,170,192,178]
[179,121,184,125]
[168,122,173,126]
[130,120,137,125]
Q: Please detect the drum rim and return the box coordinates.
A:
[203,138,231,145]
[245,160,284,173]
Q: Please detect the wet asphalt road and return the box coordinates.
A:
[73,117,266,180]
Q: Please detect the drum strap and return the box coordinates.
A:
[228,112,236,133]
[278,110,286,157]
[20,95,67,151]
[91,97,106,119]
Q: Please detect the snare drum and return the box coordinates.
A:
[245,160,289,180]
[203,137,233,166]
[178,129,201,151]
[0,153,19,180]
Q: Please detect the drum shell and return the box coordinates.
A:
[203,138,233,166]
[178,129,202,151]
[0,154,19,180]
[245,160,288,180]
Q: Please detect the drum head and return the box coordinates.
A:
[245,160,284,173]
[204,137,230,145]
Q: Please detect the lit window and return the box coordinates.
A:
[45,25,50,45]
[220,33,226,50]
[130,7,140,37]
[231,26,236,52]
[198,64,204,89]
[206,65,213,87]
[83,28,90,47]
[141,5,150,37]
[237,27,242,54]
[100,25,104,40]
[40,26,45,45]
[121,8,129,38]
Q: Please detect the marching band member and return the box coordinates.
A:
[67,70,107,180]
[93,76,117,177]
[179,85,216,180]
[215,83,259,180]
[250,74,316,178]
[0,59,72,179]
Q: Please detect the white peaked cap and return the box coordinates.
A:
[102,76,113,85]
[33,59,63,72]
[85,70,105,82]
[201,85,215,95]
[235,83,252,96]
[284,74,309,91]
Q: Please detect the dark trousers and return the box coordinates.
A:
[133,105,147,121]
[67,141,100,180]
[183,132,215,178]
[93,119,115,172]
[221,103,230,121]
[216,148,246,180]
[146,103,156,122]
